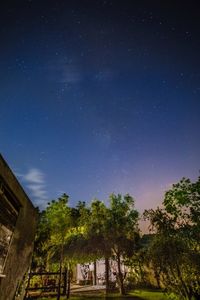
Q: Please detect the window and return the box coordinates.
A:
[0,179,20,274]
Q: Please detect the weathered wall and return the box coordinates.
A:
[0,154,37,300]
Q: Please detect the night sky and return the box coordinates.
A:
[0,1,200,212]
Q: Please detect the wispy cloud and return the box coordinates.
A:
[18,168,48,208]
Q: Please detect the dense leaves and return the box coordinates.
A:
[32,177,200,299]
[33,193,139,296]
[144,177,200,300]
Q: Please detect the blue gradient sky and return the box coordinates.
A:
[0,1,200,212]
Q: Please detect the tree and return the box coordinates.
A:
[144,177,200,300]
[32,208,51,272]
[33,193,139,297]
[78,195,140,295]
[45,194,72,300]
[163,177,200,247]
[124,234,155,289]
[79,199,112,293]
[106,194,139,295]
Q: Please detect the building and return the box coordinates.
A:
[76,259,127,286]
[0,154,37,300]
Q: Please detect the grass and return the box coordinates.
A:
[130,289,173,299]
[38,288,175,300]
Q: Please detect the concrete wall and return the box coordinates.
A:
[0,154,37,300]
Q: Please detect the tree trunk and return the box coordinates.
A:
[93,260,97,285]
[116,254,125,295]
[105,257,110,294]
[63,267,67,295]
[67,265,71,299]
[154,269,161,288]
[57,243,64,300]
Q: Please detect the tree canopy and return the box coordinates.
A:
[144,177,200,300]
[32,176,200,299]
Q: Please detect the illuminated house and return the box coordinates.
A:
[76,259,126,285]
[0,154,37,300]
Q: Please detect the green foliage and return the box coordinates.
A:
[45,194,71,242]
[81,199,110,258]
[70,193,140,295]
[107,194,139,257]
[86,194,140,258]
[144,177,200,300]
[164,177,200,245]
[32,209,51,270]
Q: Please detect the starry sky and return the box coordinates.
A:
[0,1,200,212]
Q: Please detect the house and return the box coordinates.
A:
[0,154,37,300]
[76,258,127,285]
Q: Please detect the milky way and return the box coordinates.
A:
[0,1,200,211]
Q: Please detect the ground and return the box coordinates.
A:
[38,288,176,300]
